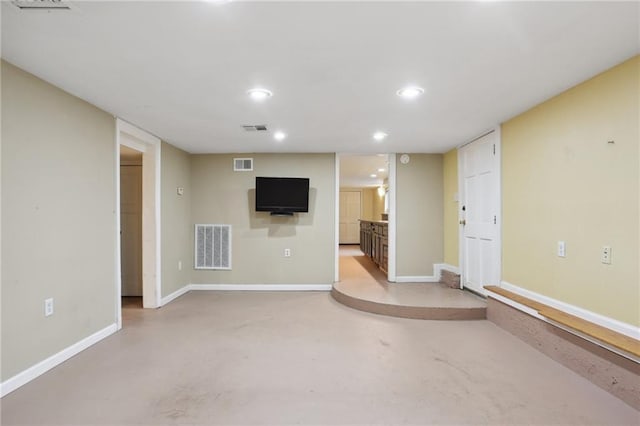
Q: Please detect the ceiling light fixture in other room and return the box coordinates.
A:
[373,131,387,141]
[247,88,273,101]
[370,174,377,178]
[274,131,287,141]
[397,86,424,99]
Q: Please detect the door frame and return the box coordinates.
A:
[115,118,162,329]
[334,153,396,282]
[457,126,502,294]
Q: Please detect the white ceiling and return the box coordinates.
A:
[340,154,389,188]
[2,1,638,155]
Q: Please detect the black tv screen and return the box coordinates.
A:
[255,177,309,215]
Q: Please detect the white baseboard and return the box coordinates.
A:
[500,281,640,340]
[435,263,460,277]
[189,284,332,291]
[395,264,460,284]
[0,323,118,397]
[394,276,439,283]
[160,285,190,306]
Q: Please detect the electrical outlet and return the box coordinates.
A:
[601,246,612,264]
[44,298,54,317]
[284,248,291,257]
[178,260,183,271]
[557,241,566,257]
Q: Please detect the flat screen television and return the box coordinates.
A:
[255,177,309,215]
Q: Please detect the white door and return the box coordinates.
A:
[339,191,361,244]
[459,130,501,294]
[120,165,143,296]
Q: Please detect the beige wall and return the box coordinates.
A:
[502,56,639,326]
[396,154,444,277]
[161,142,192,297]
[1,61,117,380]
[190,153,335,284]
[443,149,459,267]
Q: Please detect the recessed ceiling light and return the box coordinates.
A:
[370,174,377,178]
[373,131,387,141]
[247,88,272,101]
[397,86,424,99]
[274,131,286,141]
[377,168,385,172]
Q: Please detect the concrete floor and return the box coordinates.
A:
[1,291,638,425]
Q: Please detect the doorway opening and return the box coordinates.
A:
[335,153,395,284]
[120,145,143,311]
[116,119,161,329]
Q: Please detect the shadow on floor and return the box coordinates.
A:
[122,296,142,309]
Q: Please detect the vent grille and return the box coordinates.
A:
[234,158,253,171]
[195,224,231,270]
[11,0,71,9]
[242,124,268,132]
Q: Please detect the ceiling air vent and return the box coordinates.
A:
[11,0,71,9]
[234,158,253,172]
[242,124,268,132]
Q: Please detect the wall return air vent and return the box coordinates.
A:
[195,224,231,270]
[11,0,71,9]
[234,158,253,171]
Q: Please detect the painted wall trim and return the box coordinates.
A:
[160,285,191,306]
[116,118,162,320]
[334,154,340,283]
[435,263,460,277]
[161,284,332,306]
[114,120,122,330]
[488,286,639,363]
[500,281,640,340]
[395,276,439,283]
[395,264,460,283]
[0,323,118,398]
[189,284,332,291]
[387,153,397,282]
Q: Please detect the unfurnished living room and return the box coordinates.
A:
[1,1,639,425]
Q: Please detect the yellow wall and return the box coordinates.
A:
[371,187,385,220]
[340,187,384,221]
[360,188,373,220]
[502,56,639,326]
[443,149,459,267]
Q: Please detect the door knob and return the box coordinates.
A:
[459,219,466,225]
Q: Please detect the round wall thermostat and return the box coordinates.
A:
[400,154,410,164]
